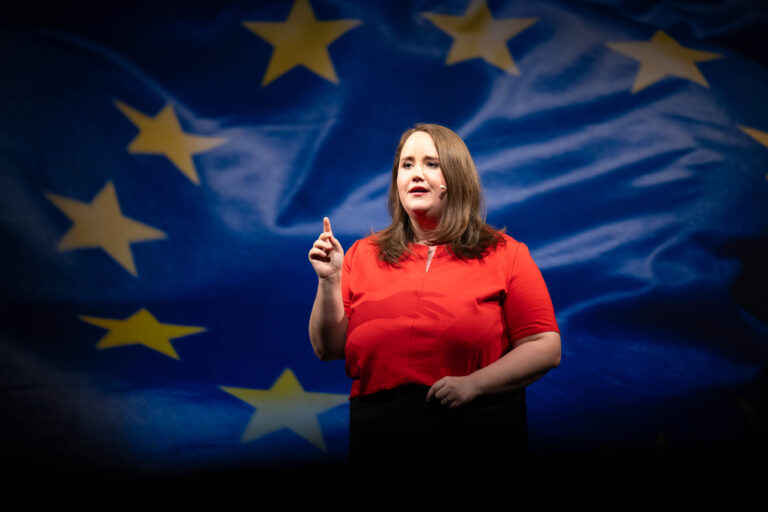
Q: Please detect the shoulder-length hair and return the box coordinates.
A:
[374,123,504,264]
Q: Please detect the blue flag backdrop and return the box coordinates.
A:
[1,0,767,474]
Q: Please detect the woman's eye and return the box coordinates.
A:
[401,162,412,169]
[427,161,439,168]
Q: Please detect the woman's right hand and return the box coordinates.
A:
[308,217,344,280]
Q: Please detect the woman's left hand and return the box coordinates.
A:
[426,375,479,409]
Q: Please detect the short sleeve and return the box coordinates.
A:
[503,242,559,343]
[341,239,360,320]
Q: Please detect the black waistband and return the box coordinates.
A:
[351,383,525,406]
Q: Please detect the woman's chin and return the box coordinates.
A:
[407,208,439,220]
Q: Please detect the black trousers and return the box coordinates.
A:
[349,385,527,464]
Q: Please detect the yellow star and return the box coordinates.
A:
[114,100,227,185]
[221,368,348,451]
[740,126,768,147]
[606,30,722,93]
[80,308,206,360]
[243,0,362,85]
[423,0,537,74]
[45,182,166,276]
[740,126,768,181]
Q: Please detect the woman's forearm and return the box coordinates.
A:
[470,331,561,395]
[426,331,560,407]
[308,274,348,361]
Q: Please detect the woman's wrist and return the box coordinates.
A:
[318,272,341,284]
[466,371,488,398]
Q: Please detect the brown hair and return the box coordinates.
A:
[374,123,504,263]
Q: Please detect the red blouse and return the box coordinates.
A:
[341,233,559,398]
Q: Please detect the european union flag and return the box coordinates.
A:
[1,0,767,476]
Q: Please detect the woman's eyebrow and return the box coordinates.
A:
[400,154,439,161]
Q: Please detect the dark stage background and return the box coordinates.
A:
[1,0,767,475]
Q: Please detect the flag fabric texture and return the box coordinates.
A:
[1,0,767,474]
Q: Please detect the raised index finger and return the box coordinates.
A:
[323,217,332,234]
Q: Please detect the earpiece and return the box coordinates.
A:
[440,185,447,190]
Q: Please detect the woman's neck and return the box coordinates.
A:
[410,215,439,245]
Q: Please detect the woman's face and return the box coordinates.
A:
[396,131,447,226]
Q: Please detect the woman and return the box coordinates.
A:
[308,124,560,462]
